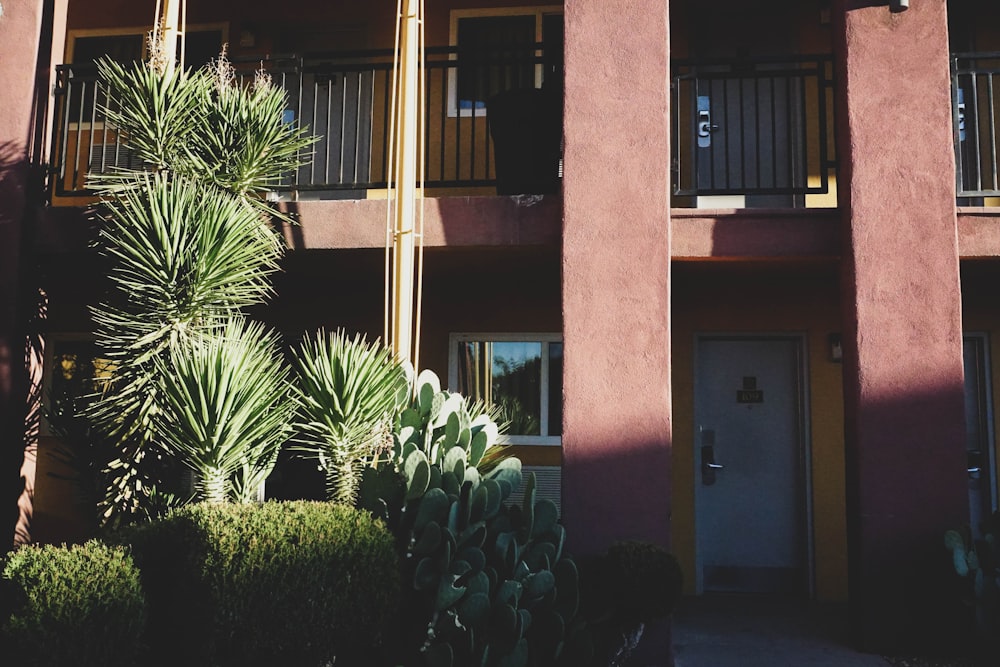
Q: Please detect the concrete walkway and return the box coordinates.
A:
[671,595,890,667]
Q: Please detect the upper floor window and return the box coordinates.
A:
[448,333,562,445]
[448,6,563,116]
[67,25,227,69]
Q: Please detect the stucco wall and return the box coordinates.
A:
[835,0,968,651]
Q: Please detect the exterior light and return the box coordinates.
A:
[890,0,909,12]
[829,333,843,363]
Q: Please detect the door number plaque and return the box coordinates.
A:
[736,376,764,404]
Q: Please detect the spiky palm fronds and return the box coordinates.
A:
[88,171,283,438]
[154,316,295,504]
[97,171,282,320]
[88,171,284,522]
[192,64,317,197]
[291,330,409,505]
[94,57,211,176]
[92,55,315,207]
[86,44,315,525]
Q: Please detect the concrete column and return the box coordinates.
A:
[833,0,968,652]
[0,0,51,548]
[562,0,672,556]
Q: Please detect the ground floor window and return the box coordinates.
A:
[448,333,562,446]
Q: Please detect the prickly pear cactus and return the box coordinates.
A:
[359,370,587,667]
[944,513,1000,642]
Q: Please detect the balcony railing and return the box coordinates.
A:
[50,43,561,198]
[953,52,1000,199]
[672,54,836,205]
[51,49,841,206]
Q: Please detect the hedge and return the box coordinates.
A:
[0,540,146,667]
[119,500,400,667]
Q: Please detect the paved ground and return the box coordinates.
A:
[671,595,891,667]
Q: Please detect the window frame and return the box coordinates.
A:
[448,332,562,446]
[39,333,103,438]
[446,5,562,118]
[66,23,230,68]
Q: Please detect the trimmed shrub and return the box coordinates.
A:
[119,500,399,667]
[0,540,146,667]
[579,540,684,667]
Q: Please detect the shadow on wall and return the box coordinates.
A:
[842,375,971,654]
[0,138,41,551]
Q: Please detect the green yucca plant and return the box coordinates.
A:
[83,39,316,525]
[89,172,286,522]
[153,316,295,504]
[95,57,211,174]
[190,57,316,197]
[94,53,314,204]
[291,330,410,505]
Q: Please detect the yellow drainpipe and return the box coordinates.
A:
[390,0,423,365]
[155,0,183,76]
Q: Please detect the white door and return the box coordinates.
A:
[963,334,997,536]
[695,336,809,594]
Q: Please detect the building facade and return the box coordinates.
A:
[1,0,997,655]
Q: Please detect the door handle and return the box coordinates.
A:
[696,96,716,148]
[700,432,722,485]
[967,450,984,478]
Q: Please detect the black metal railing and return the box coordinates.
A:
[672,54,836,203]
[50,42,561,198]
[953,52,1000,199]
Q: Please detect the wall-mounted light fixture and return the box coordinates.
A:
[828,333,843,363]
[890,0,909,12]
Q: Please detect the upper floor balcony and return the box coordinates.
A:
[43,2,1000,213]
[49,46,842,209]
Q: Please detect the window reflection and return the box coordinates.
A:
[455,339,561,439]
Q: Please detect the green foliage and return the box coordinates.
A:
[578,541,684,666]
[0,541,146,667]
[153,316,296,504]
[291,329,410,504]
[360,370,584,667]
[945,512,1000,645]
[118,500,400,667]
[96,57,211,173]
[84,43,314,526]
[189,58,316,196]
[89,169,288,524]
[95,54,314,203]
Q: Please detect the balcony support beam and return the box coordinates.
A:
[833,0,967,653]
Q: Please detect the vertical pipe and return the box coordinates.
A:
[391,0,420,363]
[971,71,983,192]
[158,0,180,77]
[986,72,997,192]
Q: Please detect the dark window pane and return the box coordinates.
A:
[456,15,535,107]
[72,35,144,65]
[547,342,562,437]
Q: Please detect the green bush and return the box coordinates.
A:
[579,540,684,667]
[0,540,146,667]
[119,500,400,667]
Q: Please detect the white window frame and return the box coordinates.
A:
[446,6,561,118]
[448,332,562,446]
